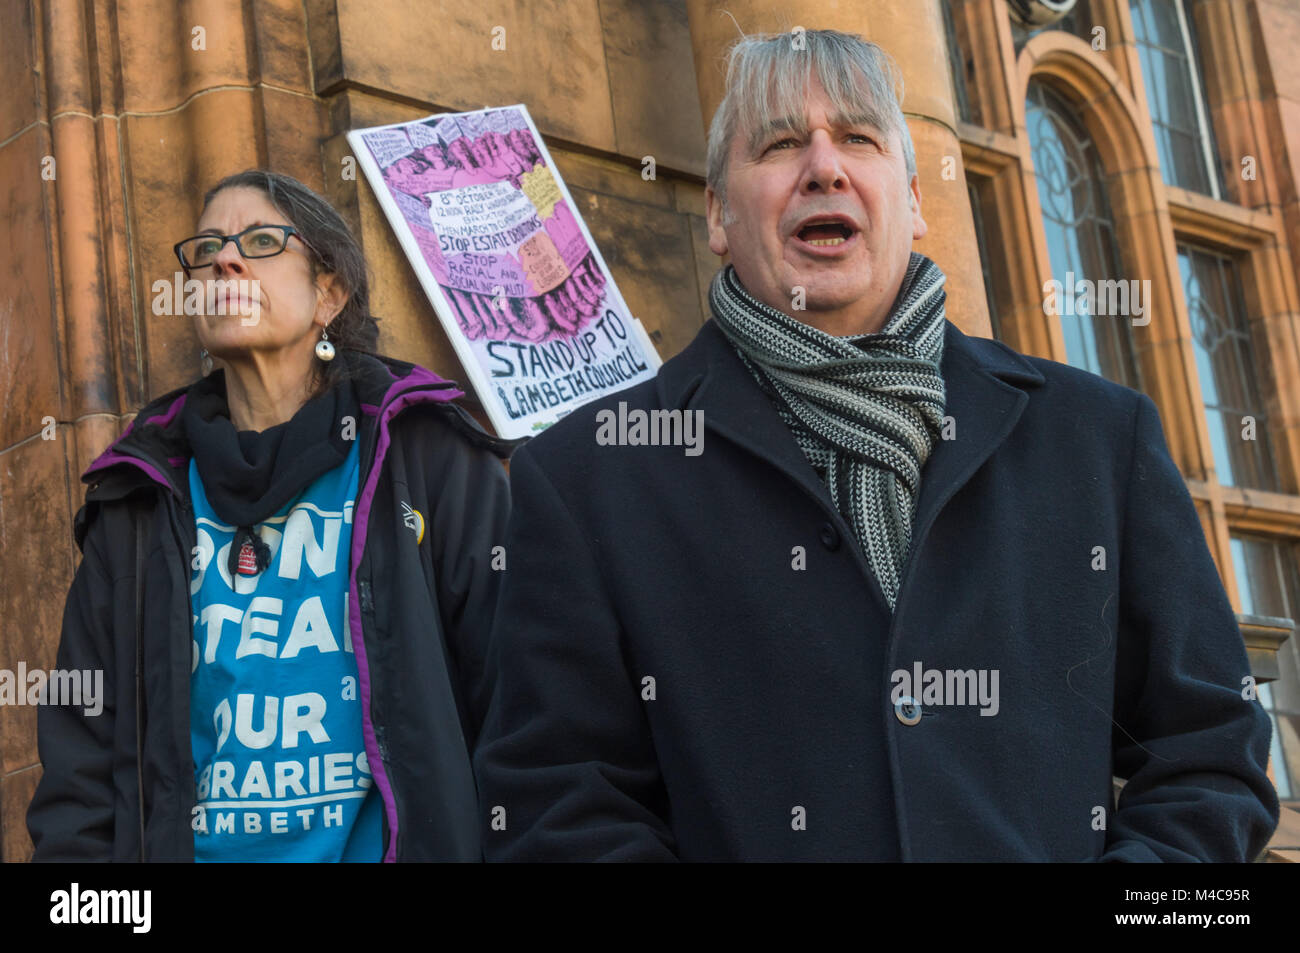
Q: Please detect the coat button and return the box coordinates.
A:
[819,522,840,550]
[895,695,922,726]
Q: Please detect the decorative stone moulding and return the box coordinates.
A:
[1238,614,1295,685]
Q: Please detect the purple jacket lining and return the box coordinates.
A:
[348,366,463,861]
[83,394,188,482]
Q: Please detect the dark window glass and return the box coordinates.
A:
[942,1,973,124]
[1178,244,1278,490]
[1130,0,1222,196]
[1231,534,1300,802]
[1056,2,1084,37]
[1026,81,1142,389]
[968,180,1002,340]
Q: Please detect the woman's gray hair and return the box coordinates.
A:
[706,29,916,209]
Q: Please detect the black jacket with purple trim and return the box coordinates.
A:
[27,349,514,862]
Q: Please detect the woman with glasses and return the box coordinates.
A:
[28,170,514,862]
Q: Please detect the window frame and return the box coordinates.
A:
[1129,0,1223,199]
[1229,531,1300,804]
[1176,240,1280,492]
[1024,78,1144,390]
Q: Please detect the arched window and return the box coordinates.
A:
[1026,81,1142,389]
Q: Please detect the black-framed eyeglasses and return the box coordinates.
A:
[173,224,315,271]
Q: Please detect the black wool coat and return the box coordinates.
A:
[474,318,1280,861]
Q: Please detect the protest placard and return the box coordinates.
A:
[348,105,662,439]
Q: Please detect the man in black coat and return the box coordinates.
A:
[473,28,1279,861]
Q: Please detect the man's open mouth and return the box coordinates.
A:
[795,218,857,247]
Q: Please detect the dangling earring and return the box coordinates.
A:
[315,327,336,362]
[200,348,213,376]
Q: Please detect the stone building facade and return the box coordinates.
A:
[1,0,1297,860]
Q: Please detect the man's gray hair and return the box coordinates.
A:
[705,29,917,207]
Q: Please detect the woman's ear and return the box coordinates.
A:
[314,272,349,325]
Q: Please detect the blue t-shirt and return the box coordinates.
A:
[188,439,382,861]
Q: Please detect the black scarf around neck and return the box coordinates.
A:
[183,369,359,575]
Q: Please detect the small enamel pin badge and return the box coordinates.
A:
[236,539,259,576]
[400,500,425,545]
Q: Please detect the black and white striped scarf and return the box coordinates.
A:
[709,252,947,611]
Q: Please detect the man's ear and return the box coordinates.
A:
[705,185,729,257]
[314,271,349,325]
[909,174,927,241]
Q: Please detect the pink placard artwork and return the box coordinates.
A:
[350,105,661,438]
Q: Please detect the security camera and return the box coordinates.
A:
[1006,0,1077,27]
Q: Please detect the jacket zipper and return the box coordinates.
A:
[351,397,392,861]
[104,443,198,859]
[349,381,461,863]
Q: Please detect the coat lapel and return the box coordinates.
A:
[658,319,1046,597]
[906,322,1045,572]
[659,320,838,513]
